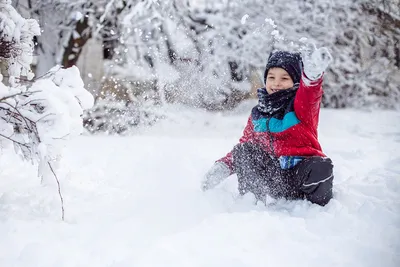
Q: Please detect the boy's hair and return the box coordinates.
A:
[263,51,303,85]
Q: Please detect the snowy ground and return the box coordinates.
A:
[1,104,399,267]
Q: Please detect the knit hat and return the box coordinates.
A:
[263,51,303,85]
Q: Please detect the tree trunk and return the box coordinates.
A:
[62,16,92,68]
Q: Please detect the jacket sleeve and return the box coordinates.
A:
[216,115,254,173]
[294,74,324,128]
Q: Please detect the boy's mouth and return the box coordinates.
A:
[270,89,282,93]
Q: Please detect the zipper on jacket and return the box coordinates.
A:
[266,118,275,155]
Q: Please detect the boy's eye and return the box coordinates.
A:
[268,77,274,79]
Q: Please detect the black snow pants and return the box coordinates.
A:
[232,143,334,206]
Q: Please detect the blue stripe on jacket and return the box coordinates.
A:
[253,111,300,133]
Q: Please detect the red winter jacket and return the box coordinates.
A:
[218,74,326,172]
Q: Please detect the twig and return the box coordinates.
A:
[21,98,46,106]
[0,102,38,138]
[48,162,65,221]
[52,133,70,140]
[0,133,29,147]
[2,109,23,123]
[0,92,25,102]
[35,113,55,123]
[2,65,60,83]
[32,66,62,81]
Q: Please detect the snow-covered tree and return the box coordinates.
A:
[0,0,94,218]
[106,0,279,111]
[11,0,89,75]
[265,0,400,108]
[12,0,129,76]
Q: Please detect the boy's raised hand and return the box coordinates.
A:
[201,162,231,191]
[300,41,333,80]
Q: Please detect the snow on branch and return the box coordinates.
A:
[0,0,41,85]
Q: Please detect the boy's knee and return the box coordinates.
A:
[299,157,334,206]
[303,176,333,206]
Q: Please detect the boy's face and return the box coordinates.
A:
[265,67,294,94]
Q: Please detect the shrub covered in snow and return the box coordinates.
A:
[0,0,94,189]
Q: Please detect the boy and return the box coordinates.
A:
[201,45,334,206]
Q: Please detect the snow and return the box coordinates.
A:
[72,11,83,21]
[0,104,399,267]
[241,14,249,24]
[271,29,284,42]
[0,0,40,82]
[155,61,180,83]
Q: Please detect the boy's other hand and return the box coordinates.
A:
[300,42,333,80]
[201,162,231,191]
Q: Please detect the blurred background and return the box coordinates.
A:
[12,0,400,134]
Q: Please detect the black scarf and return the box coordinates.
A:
[257,85,299,116]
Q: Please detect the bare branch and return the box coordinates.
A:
[35,113,55,123]
[0,102,37,137]
[0,92,25,102]
[48,162,65,221]
[0,89,42,102]
[0,133,29,147]
[52,134,70,140]
[21,98,47,107]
